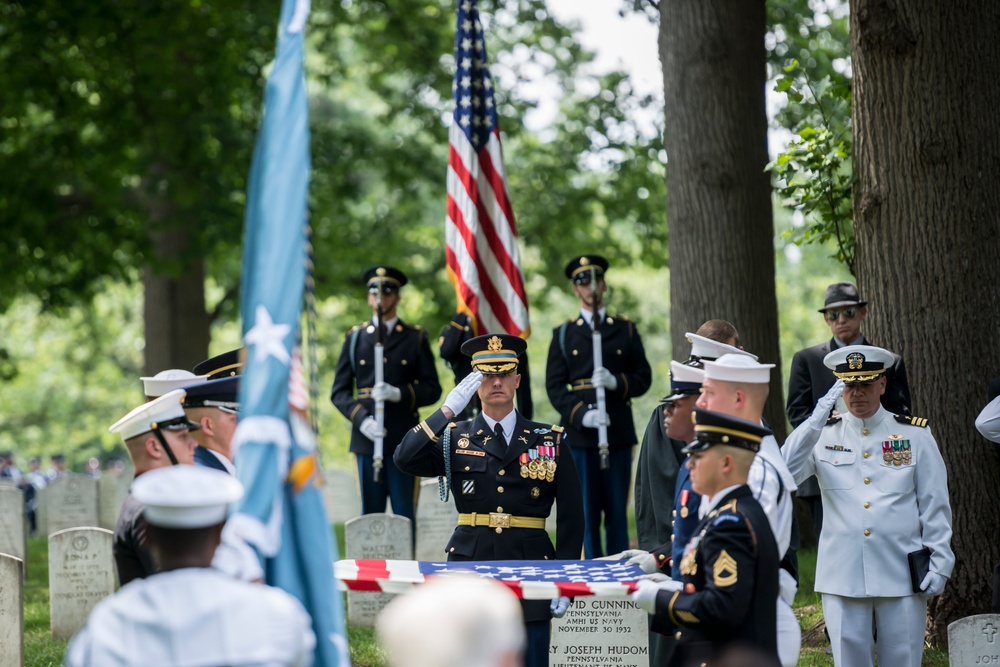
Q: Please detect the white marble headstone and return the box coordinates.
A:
[415,478,458,561]
[98,471,133,530]
[949,613,1000,667]
[550,597,649,667]
[0,554,23,667]
[48,527,115,640]
[0,488,25,565]
[345,513,412,627]
[322,468,362,524]
[44,475,99,535]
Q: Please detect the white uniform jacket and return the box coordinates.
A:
[782,406,955,597]
[749,434,797,560]
[64,568,316,667]
[976,395,1000,443]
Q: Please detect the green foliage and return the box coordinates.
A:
[767,59,855,273]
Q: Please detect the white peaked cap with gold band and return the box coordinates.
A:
[823,344,894,383]
[108,389,200,441]
[692,353,775,384]
[132,465,244,528]
[141,369,209,398]
[684,332,758,361]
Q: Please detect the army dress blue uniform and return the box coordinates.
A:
[546,275,652,558]
[395,408,584,667]
[331,317,441,522]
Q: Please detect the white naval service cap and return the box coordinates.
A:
[698,353,775,384]
[109,389,201,441]
[824,344,894,383]
[141,369,209,398]
[684,332,758,362]
[132,465,244,528]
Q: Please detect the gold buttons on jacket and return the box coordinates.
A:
[498,486,504,493]
[864,478,871,485]
[864,529,871,536]
[465,466,470,472]
[498,469,505,476]
[863,452,870,459]
[864,502,870,508]
[863,429,869,435]
[497,507,503,512]
[675,632,682,640]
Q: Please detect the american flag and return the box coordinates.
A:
[335,559,645,599]
[445,0,530,338]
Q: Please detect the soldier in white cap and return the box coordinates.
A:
[782,345,953,667]
[140,369,208,401]
[377,574,525,667]
[64,465,315,667]
[692,354,800,667]
[109,389,200,585]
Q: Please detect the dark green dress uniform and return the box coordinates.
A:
[331,293,441,523]
[545,256,652,558]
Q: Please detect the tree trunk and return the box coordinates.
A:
[660,0,785,438]
[851,0,1000,643]
[142,228,211,377]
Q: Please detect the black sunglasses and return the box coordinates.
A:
[825,307,858,322]
[368,285,399,296]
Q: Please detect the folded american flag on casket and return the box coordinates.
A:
[333,559,645,599]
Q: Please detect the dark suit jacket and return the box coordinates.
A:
[331,319,441,457]
[113,492,156,586]
[634,404,686,550]
[545,315,652,448]
[394,409,584,622]
[194,446,229,472]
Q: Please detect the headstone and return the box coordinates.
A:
[948,613,1000,666]
[415,478,458,561]
[0,554,23,667]
[98,470,133,530]
[44,475,99,534]
[549,596,649,667]
[35,485,48,537]
[0,488,25,565]
[322,468,361,524]
[344,513,412,627]
[0,479,17,490]
[49,527,115,640]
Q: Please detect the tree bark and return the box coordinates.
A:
[660,0,786,438]
[851,0,1000,643]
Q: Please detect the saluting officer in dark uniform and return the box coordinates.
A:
[545,255,652,558]
[331,266,441,523]
[395,334,584,667]
[438,311,534,420]
[631,409,780,667]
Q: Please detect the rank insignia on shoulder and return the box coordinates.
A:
[895,414,929,428]
[825,416,842,426]
[713,550,738,587]
[551,425,565,433]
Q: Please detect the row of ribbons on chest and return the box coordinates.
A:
[883,439,912,466]
[520,446,558,481]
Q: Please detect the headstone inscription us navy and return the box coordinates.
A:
[949,614,1000,667]
[344,513,412,627]
[549,596,649,667]
[49,527,115,640]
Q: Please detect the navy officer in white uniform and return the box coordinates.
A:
[65,465,315,667]
[782,345,954,667]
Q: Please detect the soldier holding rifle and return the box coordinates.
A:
[545,255,652,558]
[330,266,441,523]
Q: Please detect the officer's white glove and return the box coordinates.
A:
[630,579,682,614]
[591,367,618,391]
[359,416,383,442]
[371,382,402,403]
[920,571,947,598]
[637,572,671,583]
[808,379,846,430]
[550,596,571,618]
[442,371,483,416]
[598,549,657,574]
[581,409,608,429]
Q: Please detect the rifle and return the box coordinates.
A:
[372,280,386,483]
[590,267,610,470]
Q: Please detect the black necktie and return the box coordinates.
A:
[494,422,505,445]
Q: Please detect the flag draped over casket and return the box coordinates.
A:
[229,0,348,664]
[334,559,646,599]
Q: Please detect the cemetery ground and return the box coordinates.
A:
[20,532,950,667]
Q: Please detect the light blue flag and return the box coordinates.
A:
[231,0,349,664]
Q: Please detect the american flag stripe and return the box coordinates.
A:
[444,0,529,339]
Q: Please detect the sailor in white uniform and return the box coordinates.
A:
[782,345,954,667]
[64,465,315,667]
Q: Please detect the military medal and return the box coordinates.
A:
[901,440,912,465]
[882,441,893,464]
[527,450,540,479]
[519,452,530,478]
[892,440,902,466]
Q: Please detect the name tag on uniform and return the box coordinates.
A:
[455,449,486,457]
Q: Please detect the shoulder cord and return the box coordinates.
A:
[439,427,452,502]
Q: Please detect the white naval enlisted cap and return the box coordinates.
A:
[824,344,894,383]
[141,369,209,398]
[132,465,244,528]
[684,333,759,361]
[698,353,775,384]
[109,389,200,441]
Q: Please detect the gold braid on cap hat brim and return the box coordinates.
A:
[473,362,518,374]
[833,368,887,382]
[693,424,765,443]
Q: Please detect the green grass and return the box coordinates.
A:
[23,535,950,666]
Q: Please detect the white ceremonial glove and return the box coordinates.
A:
[920,571,947,598]
[630,579,683,614]
[581,409,608,429]
[597,549,657,574]
[808,379,846,430]
[442,371,483,416]
[550,596,571,618]
[359,416,383,442]
[637,572,671,583]
[371,382,402,403]
[591,366,618,391]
